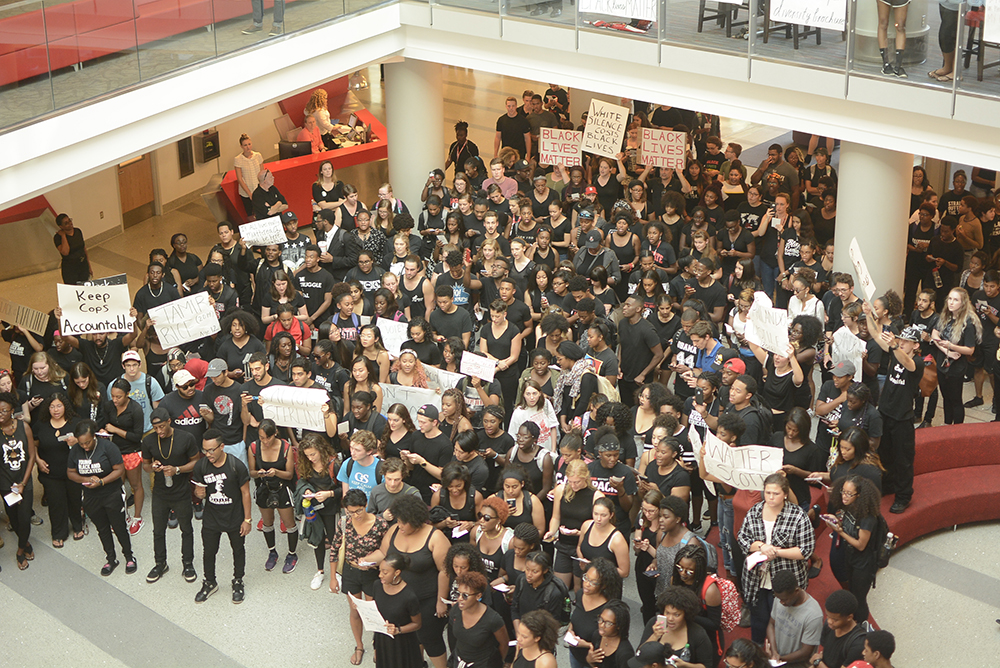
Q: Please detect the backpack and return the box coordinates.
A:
[540,575,573,625]
[702,574,742,632]
[680,532,718,572]
[873,514,895,574]
[345,458,383,487]
[588,369,621,403]
[117,372,153,406]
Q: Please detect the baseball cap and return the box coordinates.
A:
[417,404,439,421]
[206,358,228,378]
[583,230,602,249]
[578,208,595,219]
[584,185,598,195]
[898,325,921,342]
[281,210,298,223]
[150,407,171,424]
[722,358,746,374]
[122,350,141,364]
[711,347,740,372]
[627,642,667,668]
[173,369,197,387]
[513,160,530,171]
[832,360,856,377]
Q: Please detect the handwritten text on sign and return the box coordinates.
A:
[57,283,134,334]
[460,351,497,384]
[579,0,656,21]
[745,291,789,356]
[539,128,583,166]
[239,216,287,247]
[261,385,329,432]
[848,237,877,301]
[769,0,845,30]
[582,99,629,159]
[382,384,441,417]
[703,431,784,491]
[640,128,686,169]
[377,319,410,358]
[148,292,221,347]
[0,298,50,336]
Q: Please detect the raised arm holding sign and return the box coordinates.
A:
[698,429,784,491]
[581,99,629,159]
[239,217,287,247]
[147,292,220,347]
[539,128,583,166]
[57,282,134,334]
[639,128,686,170]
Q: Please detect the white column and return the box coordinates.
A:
[833,141,913,297]
[384,59,444,212]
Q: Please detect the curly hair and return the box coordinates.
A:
[41,391,76,422]
[445,543,487,578]
[655,585,702,622]
[791,314,822,350]
[220,308,260,340]
[456,571,489,595]
[296,432,337,482]
[595,401,633,439]
[828,475,882,520]
[389,494,430,528]
[587,557,623,601]
[519,610,560,652]
[480,495,510,525]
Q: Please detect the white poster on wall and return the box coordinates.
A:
[769,0,846,30]
[579,0,657,21]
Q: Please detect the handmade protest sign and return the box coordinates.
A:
[377,319,410,358]
[769,0,846,30]
[744,292,789,356]
[381,384,441,415]
[832,326,865,382]
[425,365,466,392]
[84,273,128,287]
[57,282,134,334]
[640,128,686,170]
[147,293,220,347]
[849,237,877,301]
[260,385,329,432]
[239,216,286,247]
[0,298,50,336]
[581,100,629,159]
[702,430,784,490]
[349,594,391,636]
[539,128,583,166]
[460,351,497,383]
[580,0,656,21]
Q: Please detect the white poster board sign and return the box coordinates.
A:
[57,282,134,334]
[84,273,128,287]
[745,292,789,356]
[848,237,877,301]
[986,0,1000,44]
[147,292,221,347]
[382,384,441,416]
[239,216,286,247]
[349,594,391,636]
[581,99,629,159]
[424,366,466,392]
[539,128,583,166]
[260,385,329,432]
[0,298,50,336]
[769,0,846,30]
[702,430,784,491]
[579,0,657,21]
[377,319,410,358]
[639,128,687,170]
[832,326,865,382]
[460,351,497,384]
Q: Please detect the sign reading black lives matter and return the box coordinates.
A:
[57,282,134,334]
[147,292,220,347]
[581,99,629,159]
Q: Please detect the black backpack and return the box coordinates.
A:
[540,575,573,625]
[345,458,383,487]
[873,514,895,572]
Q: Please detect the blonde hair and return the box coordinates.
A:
[28,352,67,384]
[304,89,328,114]
[475,239,502,265]
[939,288,983,344]
[562,459,595,503]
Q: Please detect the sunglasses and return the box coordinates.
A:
[476,513,496,521]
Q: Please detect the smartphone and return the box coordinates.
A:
[506,498,516,510]
[695,388,704,404]
[643,569,660,578]
[657,614,668,627]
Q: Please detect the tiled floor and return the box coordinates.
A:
[0,65,996,667]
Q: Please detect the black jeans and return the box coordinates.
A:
[314,512,339,571]
[914,387,938,423]
[84,486,133,563]
[152,492,195,566]
[202,526,246,584]
[880,414,915,504]
[938,373,965,424]
[2,481,33,550]
[39,475,83,541]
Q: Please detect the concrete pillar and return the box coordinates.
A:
[833,141,913,297]
[384,59,444,212]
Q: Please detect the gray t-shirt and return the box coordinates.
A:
[366,481,422,517]
[770,593,824,664]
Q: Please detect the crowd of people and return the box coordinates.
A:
[11,87,992,668]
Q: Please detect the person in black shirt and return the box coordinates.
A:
[809,590,866,668]
[201,359,247,469]
[295,245,335,332]
[250,169,288,222]
[200,264,238,320]
[142,407,201,584]
[926,217,966,311]
[159,369,208,444]
[494,96,531,160]
[48,333,82,374]
[54,213,92,284]
[969,273,1000,411]
[133,263,181,318]
[430,285,474,348]
[240,352,282,433]
[400,404,453,504]
[192,428,252,604]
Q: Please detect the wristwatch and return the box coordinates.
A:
[243,518,252,524]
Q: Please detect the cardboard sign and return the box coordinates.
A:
[581,99,629,159]
[849,237,877,301]
[702,430,784,491]
[377,319,410,358]
[745,292,790,356]
[640,128,686,170]
[539,128,583,166]
[769,0,846,30]
[57,283,134,334]
[239,216,286,247]
[381,384,441,416]
[460,351,497,384]
[0,298,50,336]
[424,365,466,392]
[147,292,221,347]
[832,326,865,382]
[260,385,329,432]
[579,0,656,21]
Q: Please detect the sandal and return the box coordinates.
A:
[24,543,34,561]
[73,531,85,541]
[52,539,64,549]
[350,647,365,665]
[16,551,28,570]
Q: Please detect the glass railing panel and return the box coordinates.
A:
[133,0,216,81]
[749,0,847,68]
[954,3,1000,100]
[662,0,752,54]
[504,0,573,25]
[847,0,943,86]
[432,0,494,14]
[0,0,55,127]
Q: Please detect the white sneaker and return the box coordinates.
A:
[310,570,324,590]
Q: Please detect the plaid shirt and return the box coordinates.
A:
[738,501,815,605]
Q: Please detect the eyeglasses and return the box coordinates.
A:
[597,618,617,627]
[582,574,599,586]
[456,592,478,600]
[346,507,366,517]
[842,490,858,498]
[676,565,696,576]
[723,662,748,668]
[476,513,495,521]
[202,444,223,455]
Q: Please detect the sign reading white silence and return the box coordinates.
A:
[744,291,789,356]
[260,385,329,432]
[769,0,845,30]
[57,282,134,334]
[539,128,583,166]
[460,351,497,383]
[581,99,629,159]
[640,128,686,170]
[848,237,877,301]
[382,384,441,416]
[0,298,50,336]
[239,216,287,247]
[147,292,221,347]
[701,430,784,491]
[579,0,656,21]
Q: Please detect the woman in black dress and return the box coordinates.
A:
[374,553,423,668]
[166,233,203,295]
[585,600,634,668]
[105,378,145,535]
[35,393,83,547]
[633,489,663,623]
[0,392,37,569]
[512,609,558,668]
[566,557,622,668]
[481,299,523,419]
[449,571,509,668]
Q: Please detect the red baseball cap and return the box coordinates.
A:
[723,358,746,374]
[584,186,598,195]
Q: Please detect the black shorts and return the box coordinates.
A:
[342,562,378,597]
[968,346,985,369]
[254,482,293,510]
[877,0,910,7]
[985,345,1000,375]
[553,539,577,574]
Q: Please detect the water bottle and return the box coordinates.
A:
[164,466,174,488]
[303,498,316,522]
[932,268,943,288]
[884,531,898,552]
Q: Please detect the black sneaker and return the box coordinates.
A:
[882,62,894,75]
[193,500,204,521]
[232,578,245,604]
[195,580,218,603]
[101,560,119,576]
[182,563,198,583]
[965,397,984,408]
[146,563,168,583]
[125,558,137,575]
[890,500,910,514]
[168,509,179,529]
[894,64,907,78]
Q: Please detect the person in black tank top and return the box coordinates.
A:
[545,459,600,584]
[248,420,298,572]
[495,469,545,533]
[431,462,482,545]
[400,259,430,320]
[575,497,629,581]
[511,609,559,668]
